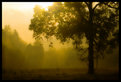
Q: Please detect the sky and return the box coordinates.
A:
[2,2,75,51]
[2,2,88,51]
[2,2,54,43]
[2,2,36,43]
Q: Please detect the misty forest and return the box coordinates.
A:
[2,2,119,80]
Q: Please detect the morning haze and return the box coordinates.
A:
[2,2,119,80]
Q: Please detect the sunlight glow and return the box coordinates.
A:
[31,2,53,11]
[2,2,53,11]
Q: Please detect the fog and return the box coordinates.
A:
[2,2,119,80]
[2,26,119,71]
[2,26,86,70]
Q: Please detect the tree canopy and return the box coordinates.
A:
[29,2,119,74]
[30,2,118,50]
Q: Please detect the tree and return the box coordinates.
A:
[29,2,119,74]
[2,25,27,70]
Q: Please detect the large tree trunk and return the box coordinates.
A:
[87,2,95,74]
[88,35,94,74]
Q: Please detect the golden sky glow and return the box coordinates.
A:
[2,2,53,43]
[2,2,74,51]
[2,2,88,51]
[2,2,53,10]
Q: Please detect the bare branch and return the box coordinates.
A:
[85,2,90,8]
[93,2,104,11]
[85,2,89,6]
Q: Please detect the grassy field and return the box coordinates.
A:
[2,68,119,80]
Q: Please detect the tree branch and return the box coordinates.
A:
[104,2,119,10]
[106,4,119,9]
[85,2,90,9]
[93,2,104,11]
[94,39,98,46]
[85,2,89,6]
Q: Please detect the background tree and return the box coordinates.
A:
[29,2,119,74]
[2,25,27,70]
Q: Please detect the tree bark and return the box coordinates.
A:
[87,2,94,74]
[88,35,94,74]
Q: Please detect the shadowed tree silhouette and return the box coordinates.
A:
[2,25,27,70]
[29,2,119,74]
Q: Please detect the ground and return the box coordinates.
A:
[2,68,119,80]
